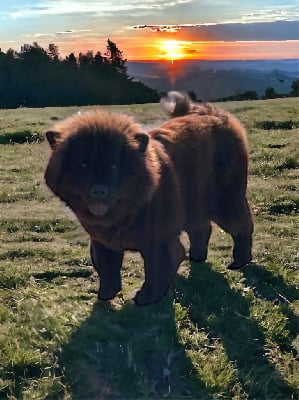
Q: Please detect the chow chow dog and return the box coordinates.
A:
[45,91,253,305]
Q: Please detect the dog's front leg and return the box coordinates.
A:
[90,240,123,301]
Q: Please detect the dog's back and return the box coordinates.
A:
[154,91,249,184]
[160,90,219,117]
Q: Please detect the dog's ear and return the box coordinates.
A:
[45,131,65,194]
[135,133,149,153]
[44,151,64,196]
[46,130,61,149]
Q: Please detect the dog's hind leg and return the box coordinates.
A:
[187,221,212,263]
[134,238,185,306]
[213,191,253,270]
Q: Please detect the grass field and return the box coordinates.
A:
[0,98,298,400]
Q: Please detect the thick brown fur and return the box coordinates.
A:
[45,93,253,305]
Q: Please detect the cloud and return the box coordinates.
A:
[240,5,299,23]
[134,20,299,41]
[20,29,94,41]
[21,33,56,39]
[201,21,299,41]
[56,29,92,35]
[6,0,193,19]
[133,24,200,33]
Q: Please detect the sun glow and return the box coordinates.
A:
[158,40,185,63]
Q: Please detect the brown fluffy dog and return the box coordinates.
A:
[45,92,253,305]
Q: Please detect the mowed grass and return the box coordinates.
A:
[0,98,298,399]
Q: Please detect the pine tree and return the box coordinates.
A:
[47,44,59,61]
[105,39,127,74]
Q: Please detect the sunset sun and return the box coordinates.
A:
[158,40,185,63]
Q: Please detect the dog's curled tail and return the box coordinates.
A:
[160,91,191,117]
[160,91,215,118]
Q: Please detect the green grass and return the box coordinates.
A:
[0,98,298,399]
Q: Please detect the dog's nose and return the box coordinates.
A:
[91,184,109,199]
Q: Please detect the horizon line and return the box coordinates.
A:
[127,57,299,62]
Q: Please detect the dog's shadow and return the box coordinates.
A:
[59,296,213,399]
[175,262,298,398]
[59,262,297,399]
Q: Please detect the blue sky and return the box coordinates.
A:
[0,0,298,60]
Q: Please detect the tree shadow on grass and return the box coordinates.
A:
[59,297,212,400]
[174,262,297,399]
[59,262,296,399]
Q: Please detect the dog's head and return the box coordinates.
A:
[45,109,156,224]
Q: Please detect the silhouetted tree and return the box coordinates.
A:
[0,41,159,108]
[105,39,127,75]
[264,87,277,99]
[47,43,59,61]
[290,79,299,97]
[94,51,104,67]
[20,42,49,68]
[78,50,95,68]
[65,52,77,67]
[217,89,258,102]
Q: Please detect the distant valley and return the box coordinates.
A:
[127,59,299,100]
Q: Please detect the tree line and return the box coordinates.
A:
[1,40,298,108]
[216,80,299,102]
[0,40,160,108]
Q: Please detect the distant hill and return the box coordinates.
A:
[127,59,299,101]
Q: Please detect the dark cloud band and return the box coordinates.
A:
[133,20,299,41]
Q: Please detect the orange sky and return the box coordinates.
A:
[122,38,299,61]
[1,2,298,62]
[54,36,299,62]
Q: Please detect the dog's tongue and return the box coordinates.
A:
[88,203,109,217]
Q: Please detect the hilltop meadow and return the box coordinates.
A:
[0,98,298,399]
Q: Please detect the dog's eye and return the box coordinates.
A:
[80,162,88,168]
[110,164,117,171]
